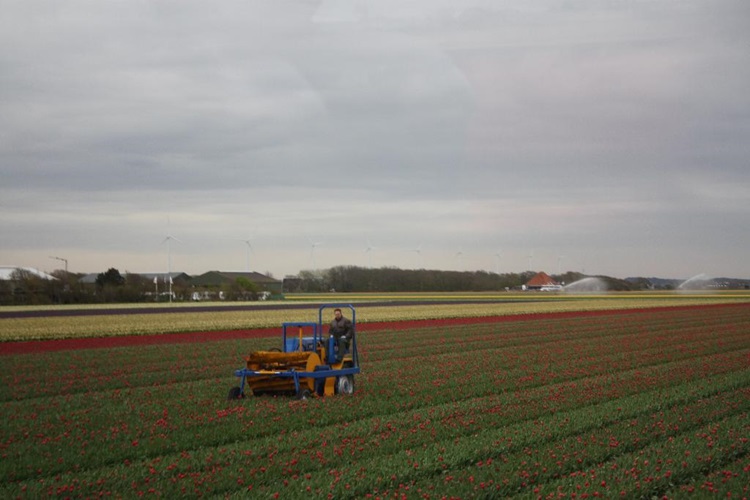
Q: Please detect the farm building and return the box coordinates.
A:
[190,271,282,300]
[525,271,562,291]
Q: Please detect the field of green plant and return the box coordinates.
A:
[2,291,749,342]
[1,303,749,498]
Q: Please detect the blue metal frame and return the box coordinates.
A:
[281,322,319,353]
[233,304,361,397]
[234,366,361,395]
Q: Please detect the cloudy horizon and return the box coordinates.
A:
[2,0,749,281]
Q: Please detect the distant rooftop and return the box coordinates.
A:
[0,266,57,280]
[525,271,558,288]
[78,272,189,284]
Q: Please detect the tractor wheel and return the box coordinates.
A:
[227,386,243,400]
[335,375,354,395]
[296,389,312,400]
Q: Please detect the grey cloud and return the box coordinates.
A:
[1,0,749,278]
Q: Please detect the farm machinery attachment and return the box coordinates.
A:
[228,304,360,399]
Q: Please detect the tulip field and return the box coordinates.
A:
[1,302,750,498]
[2,292,749,342]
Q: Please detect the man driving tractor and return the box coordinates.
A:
[329,307,354,360]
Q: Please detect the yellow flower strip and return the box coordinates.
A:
[2,294,749,342]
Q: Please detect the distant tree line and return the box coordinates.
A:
[1,265,678,306]
[282,266,640,293]
[0,268,261,305]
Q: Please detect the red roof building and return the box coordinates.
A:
[525,272,560,290]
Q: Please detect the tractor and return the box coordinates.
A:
[228,304,360,399]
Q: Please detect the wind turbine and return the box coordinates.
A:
[494,250,502,275]
[455,247,464,271]
[241,238,253,272]
[570,255,586,274]
[364,236,377,269]
[161,229,182,303]
[527,250,534,272]
[410,243,422,269]
[557,255,565,276]
[230,234,255,272]
[307,237,322,269]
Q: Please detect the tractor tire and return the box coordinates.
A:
[227,386,243,400]
[296,389,312,400]
[335,375,354,395]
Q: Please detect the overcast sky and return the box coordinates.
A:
[2,0,749,281]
